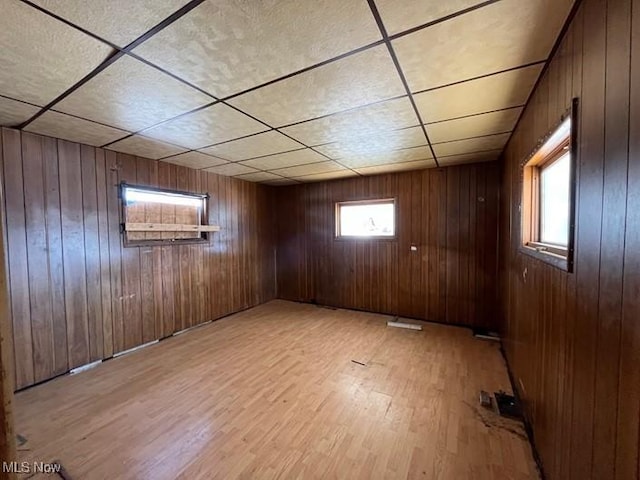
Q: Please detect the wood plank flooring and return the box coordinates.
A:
[14,301,538,479]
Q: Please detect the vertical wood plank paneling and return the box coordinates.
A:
[275,164,500,330]
[0,125,18,473]
[105,150,124,354]
[58,140,89,369]
[95,149,113,359]
[615,0,640,477]
[42,136,67,375]
[21,133,54,383]
[592,0,631,478]
[118,154,142,350]
[2,129,33,388]
[1,128,276,387]
[569,1,606,477]
[80,145,104,362]
[498,0,640,478]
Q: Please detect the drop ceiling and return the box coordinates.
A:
[0,0,574,185]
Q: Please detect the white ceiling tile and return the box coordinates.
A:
[0,0,113,106]
[315,126,426,159]
[228,45,406,126]
[29,0,193,47]
[161,151,227,169]
[107,134,186,159]
[280,96,417,146]
[133,0,381,98]
[426,108,522,144]
[55,55,212,132]
[142,103,269,149]
[355,159,436,175]
[376,0,480,35]
[200,131,305,161]
[433,133,510,157]
[438,150,502,166]
[24,111,129,147]
[270,161,346,177]
[240,149,327,170]
[293,170,358,182]
[203,163,259,177]
[0,96,40,127]
[340,145,433,169]
[235,171,284,183]
[414,65,542,123]
[394,0,573,91]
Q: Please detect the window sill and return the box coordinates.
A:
[519,244,572,272]
[124,237,210,248]
[334,236,397,242]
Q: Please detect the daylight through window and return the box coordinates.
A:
[336,199,395,238]
[121,184,213,245]
[521,111,576,270]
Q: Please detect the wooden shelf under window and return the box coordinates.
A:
[124,223,221,233]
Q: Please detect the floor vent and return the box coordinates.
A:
[69,360,102,375]
[387,321,423,331]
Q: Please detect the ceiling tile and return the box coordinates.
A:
[394,0,573,91]
[235,171,284,183]
[340,145,433,169]
[355,159,436,175]
[280,96,417,146]
[240,149,327,171]
[414,65,542,123]
[142,103,269,149]
[133,0,381,98]
[161,151,227,169]
[200,131,305,161]
[315,126,426,159]
[270,161,346,177]
[203,163,259,177]
[0,97,40,127]
[30,0,192,47]
[228,45,406,126]
[107,135,186,159]
[433,133,511,157]
[55,55,212,132]
[438,150,502,166]
[293,170,358,182]
[376,0,480,35]
[0,0,113,106]
[426,108,522,144]
[24,111,129,147]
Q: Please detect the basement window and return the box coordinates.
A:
[336,199,395,238]
[521,101,577,271]
[121,183,219,246]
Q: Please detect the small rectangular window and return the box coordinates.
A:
[121,183,219,246]
[336,199,395,238]
[521,99,577,271]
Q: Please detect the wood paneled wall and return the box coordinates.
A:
[276,164,500,330]
[498,0,640,478]
[0,127,276,390]
[0,185,16,471]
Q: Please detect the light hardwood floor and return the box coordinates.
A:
[15,300,539,479]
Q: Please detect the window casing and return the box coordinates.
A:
[121,183,218,246]
[520,99,578,271]
[335,199,396,239]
